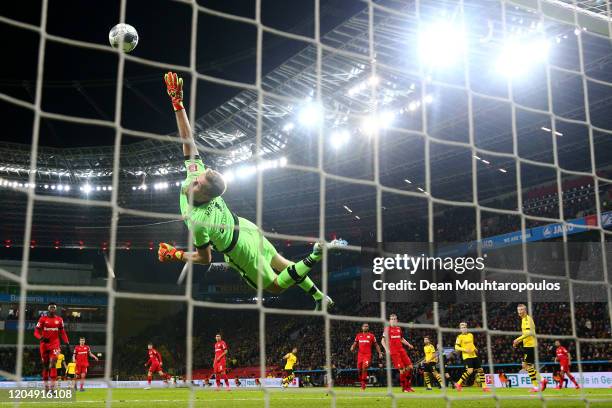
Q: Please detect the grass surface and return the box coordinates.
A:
[2,387,611,407]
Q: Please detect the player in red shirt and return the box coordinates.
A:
[213,334,230,390]
[144,342,171,389]
[381,314,415,392]
[554,340,580,389]
[73,337,99,392]
[33,303,69,390]
[351,323,383,390]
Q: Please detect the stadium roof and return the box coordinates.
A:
[1,0,611,185]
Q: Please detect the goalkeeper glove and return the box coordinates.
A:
[164,71,184,112]
[158,243,185,262]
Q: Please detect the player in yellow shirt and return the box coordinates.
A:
[55,352,66,385]
[422,336,443,390]
[454,322,489,392]
[66,357,77,389]
[282,348,298,388]
[512,304,547,392]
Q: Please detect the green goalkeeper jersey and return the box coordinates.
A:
[179,158,235,251]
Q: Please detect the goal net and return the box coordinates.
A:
[0,0,611,406]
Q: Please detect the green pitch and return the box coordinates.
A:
[2,387,612,407]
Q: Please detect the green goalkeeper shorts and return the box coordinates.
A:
[223,217,278,289]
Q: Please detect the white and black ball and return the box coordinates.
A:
[109,23,139,53]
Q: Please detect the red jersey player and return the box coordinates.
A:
[351,323,383,390]
[213,334,230,390]
[33,303,69,390]
[554,340,580,389]
[381,314,415,392]
[73,337,99,392]
[144,343,171,389]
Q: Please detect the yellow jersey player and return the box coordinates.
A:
[282,348,298,388]
[454,322,489,392]
[422,336,443,390]
[66,357,77,389]
[512,304,547,392]
[55,352,65,384]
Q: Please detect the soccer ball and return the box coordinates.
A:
[109,23,139,53]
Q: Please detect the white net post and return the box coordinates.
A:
[15,0,50,386]
[104,0,129,404]
[569,0,606,398]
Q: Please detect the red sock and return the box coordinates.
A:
[147,375,152,385]
[223,375,229,387]
[42,369,49,382]
[568,374,578,386]
[399,372,406,389]
[404,371,412,387]
[50,367,57,383]
[216,378,221,387]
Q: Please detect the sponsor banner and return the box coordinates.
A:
[0,378,298,389]
[0,294,106,306]
[485,372,612,388]
[438,211,612,258]
[603,212,612,228]
[2,321,106,333]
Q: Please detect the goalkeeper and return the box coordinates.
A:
[158,72,344,310]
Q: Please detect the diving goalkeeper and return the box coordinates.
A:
[157,72,344,310]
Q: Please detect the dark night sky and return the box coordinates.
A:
[0,0,364,147]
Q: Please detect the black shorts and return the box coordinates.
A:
[464,357,481,369]
[67,373,77,379]
[284,369,293,377]
[522,347,535,364]
[424,362,437,373]
[57,368,65,377]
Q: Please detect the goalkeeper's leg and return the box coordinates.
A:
[271,251,324,301]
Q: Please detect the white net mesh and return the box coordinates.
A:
[0,0,611,406]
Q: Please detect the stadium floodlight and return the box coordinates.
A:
[64,185,70,192]
[236,165,256,179]
[283,122,295,132]
[330,129,350,149]
[418,21,466,68]
[541,126,563,136]
[361,111,396,135]
[298,102,323,127]
[223,171,235,183]
[83,184,92,194]
[496,37,550,77]
[408,101,420,111]
[361,116,378,135]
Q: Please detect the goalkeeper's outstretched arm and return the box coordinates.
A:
[164,71,198,158]
[158,242,212,265]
